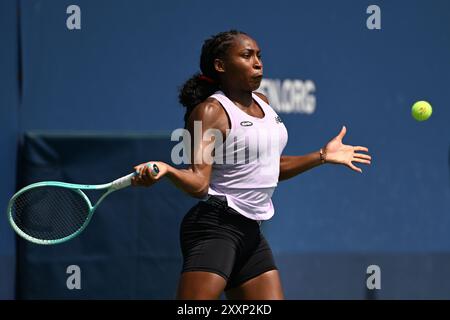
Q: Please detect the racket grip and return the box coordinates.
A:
[111,172,136,190]
[111,163,160,190]
[148,163,160,176]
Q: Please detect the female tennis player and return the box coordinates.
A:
[131,30,372,300]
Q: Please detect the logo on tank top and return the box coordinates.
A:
[240,121,253,127]
[275,116,283,124]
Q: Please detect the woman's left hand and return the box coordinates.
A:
[323,126,372,173]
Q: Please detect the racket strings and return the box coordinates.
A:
[10,186,90,241]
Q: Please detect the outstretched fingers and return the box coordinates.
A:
[353,158,371,165]
[354,153,371,160]
[348,162,363,173]
[354,146,369,153]
[350,146,371,172]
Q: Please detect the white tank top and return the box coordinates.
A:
[206,91,288,221]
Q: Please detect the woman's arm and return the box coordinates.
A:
[279,126,371,181]
[131,99,228,198]
[279,152,323,181]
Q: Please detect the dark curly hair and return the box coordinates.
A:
[178,30,247,126]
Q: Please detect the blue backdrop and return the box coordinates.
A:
[0,0,19,300]
[1,0,449,299]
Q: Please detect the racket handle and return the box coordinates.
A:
[111,163,160,190]
[148,163,160,176]
[111,172,136,190]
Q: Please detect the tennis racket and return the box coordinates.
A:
[7,163,160,245]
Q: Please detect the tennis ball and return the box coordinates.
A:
[411,101,432,121]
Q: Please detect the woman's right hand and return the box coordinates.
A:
[131,161,169,187]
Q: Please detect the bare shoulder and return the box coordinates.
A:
[186,98,228,130]
[188,98,224,121]
[253,91,270,104]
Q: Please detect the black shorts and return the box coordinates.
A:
[180,195,277,290]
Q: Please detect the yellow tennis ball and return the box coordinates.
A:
[411,101,432,121]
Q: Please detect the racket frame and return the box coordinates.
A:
[7,164,158,245]
[7,180,116,245]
